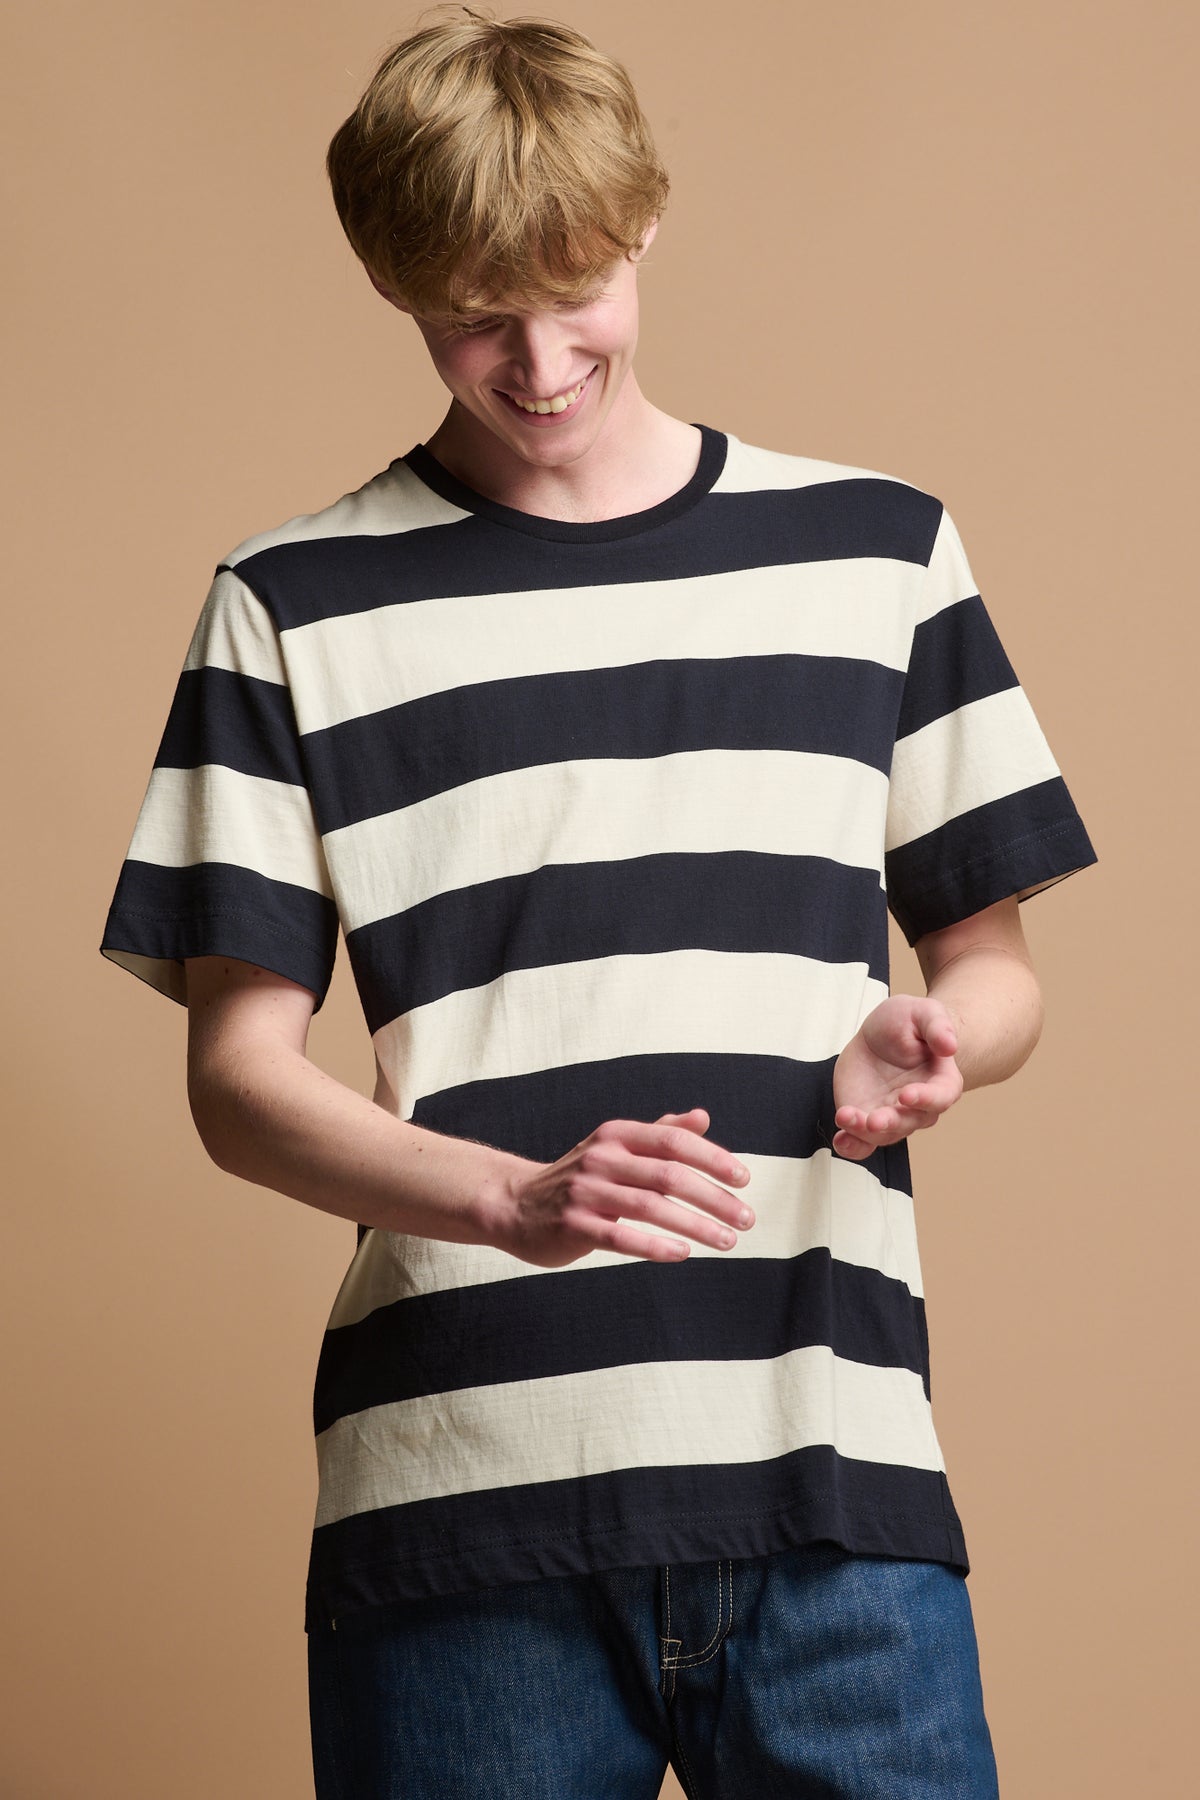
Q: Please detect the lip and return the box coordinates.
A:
[494,364,598,425]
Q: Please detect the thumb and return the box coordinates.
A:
[916,1001,958,1053]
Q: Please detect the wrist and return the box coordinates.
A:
[471,1147,533,1253]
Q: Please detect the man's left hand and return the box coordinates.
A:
[831,996,963,1160]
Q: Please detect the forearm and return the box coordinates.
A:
[924,946,1044,1091]
[188,1039,528,1243]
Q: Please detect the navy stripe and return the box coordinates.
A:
[303,1444,967,1625]
[897,594,1019,738]
[886,779,1098,944]
[101,859,338,1005]
[304,655,904,832]
[312,1248,929,1436]
[154,666,306,783]
[403,1051,907,1189]
[347,852,891,1036]
[233,479,943,631]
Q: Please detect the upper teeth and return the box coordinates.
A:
[511,376,587,414]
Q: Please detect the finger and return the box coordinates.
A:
[835,1106,929,1151]
[838,1100,923,1133]
[834,1106,868,1133]
[577,1133,753,1227]
[655,1108,711,1133]
[832,1128,876,1161]
[895,1084,931,1109]
[836,1105,904,1141]
[586,1218,695,1262]
[596,1117,749,1187]
[896,1089,936,1112]
[895,1107,939,1133]
[896,1073,960,1114]
[896,1101,945,1131]
[569,1181,745,1252]
[618,1151,753,1224]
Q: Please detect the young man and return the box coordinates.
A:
[101,10,1096,1796]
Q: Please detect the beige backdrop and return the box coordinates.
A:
[4,1,1195,1794]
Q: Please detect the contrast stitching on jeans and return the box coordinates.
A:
[658,1568,676,1697]
[659,1634,682,1702]
[669,1560,733,1669]
[673,1731,705,1800]
[659,1565,675,1672]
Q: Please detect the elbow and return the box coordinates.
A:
[187,1064,243,1175]
[189,1096,234,1174]
[1008,969,1045,1078]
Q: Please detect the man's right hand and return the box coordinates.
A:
[492,1108,754,1268]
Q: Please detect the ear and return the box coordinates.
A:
[368,270,412,314]
[632,217,659,261]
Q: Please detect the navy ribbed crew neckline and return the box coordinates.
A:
[401,424,727,542]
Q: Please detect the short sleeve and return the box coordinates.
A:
[100,565,340,1008]
[884,505,1097,947]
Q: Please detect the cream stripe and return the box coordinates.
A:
[886,688,1061,850]
[331,748,888,932]
[222,459,469,567]
[714,434,919,497]
[324,1149,923,1330]
[281,559,921,732]
[182,567,285,683]
[375,949,885,1120]
[313,1347,944,1527]
[127,764,334,896]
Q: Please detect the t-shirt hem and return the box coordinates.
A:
[303,1496,969,1632]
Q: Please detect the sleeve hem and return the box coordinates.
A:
[100,909,336,1012]
[890,818,1098,947]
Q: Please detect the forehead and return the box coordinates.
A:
[441,253,628,321]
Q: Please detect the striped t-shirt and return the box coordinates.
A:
[101,425,1096,1630]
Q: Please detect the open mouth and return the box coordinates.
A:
[495,365,597,422]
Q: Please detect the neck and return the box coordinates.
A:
[425,376,702,523]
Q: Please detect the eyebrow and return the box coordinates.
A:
[446,287,607,325]
[452,243,624,316]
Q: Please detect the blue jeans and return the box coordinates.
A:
[307,1542,999,1798]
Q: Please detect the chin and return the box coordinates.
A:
[488,406,587,449]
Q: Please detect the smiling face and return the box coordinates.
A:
[371,222,657,483]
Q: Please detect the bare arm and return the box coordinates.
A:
[914,891,1044,1091]
[184,955,523,1245]
[184,956,753,1265]
[831,894,1044,1159]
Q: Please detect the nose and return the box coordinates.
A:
[501,312,575,399]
